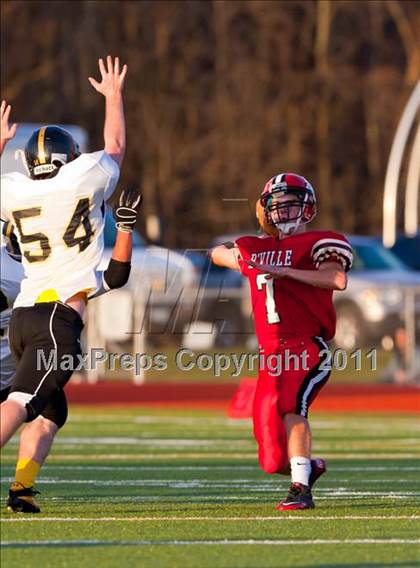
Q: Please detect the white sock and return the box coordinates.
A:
[290,456,311,486]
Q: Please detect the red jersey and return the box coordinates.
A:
[235,230,352,345]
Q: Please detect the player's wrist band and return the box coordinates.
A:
[115,223,134,233]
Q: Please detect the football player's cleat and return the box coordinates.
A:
[6,482,41,513]
[276,482,314,511]
[25,125,80,179]
[260,172,316,236]
[309,457,327,488]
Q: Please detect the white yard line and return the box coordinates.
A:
[3,464,417,473]
[11,437,253,447]
[6,465,260,472]
[3,452,420,461]
[66,415,420,429]
[2,477,417,485]
[0,494,417,503]
[0,477,420,495]
[1,515,420,523]
[7,436,418,449]
[1,538,420,548]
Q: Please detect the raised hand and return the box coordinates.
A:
[88,55,127,99]
[113,188,143,233]
[0,100,18,153]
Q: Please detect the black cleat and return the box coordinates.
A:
[276,482,314,511]
[309,458,327,488]
[7,482,41,513]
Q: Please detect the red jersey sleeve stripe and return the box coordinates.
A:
[314,249,353,271]
[311,238,353,257]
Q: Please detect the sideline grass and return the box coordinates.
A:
[1,408,419,567]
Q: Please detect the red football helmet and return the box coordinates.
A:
[260,173,317,235]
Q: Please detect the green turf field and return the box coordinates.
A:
[1,408,419,567]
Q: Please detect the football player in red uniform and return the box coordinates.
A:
[210,173,353,510]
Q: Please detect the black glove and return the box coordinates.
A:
[112,188,143,233]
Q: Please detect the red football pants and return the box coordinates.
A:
[252,337,330,474]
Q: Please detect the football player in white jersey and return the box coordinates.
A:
[0,55,128,452]
[1,225,23,391]
[1,187,142,513]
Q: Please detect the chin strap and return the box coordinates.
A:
[274,219,301,235]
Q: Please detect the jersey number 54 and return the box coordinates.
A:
[12,198,94,263]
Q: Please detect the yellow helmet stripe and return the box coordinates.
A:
[5,221,13,237]
[38,127,46,164]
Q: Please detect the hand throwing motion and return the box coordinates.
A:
[210,173,353,510]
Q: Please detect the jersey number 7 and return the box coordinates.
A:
[256,273,281,324]
[12,198,94,263]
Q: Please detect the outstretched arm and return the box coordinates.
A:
[246,259,347,290]
[101,188,143,290]
[0,100,17,156]
[209,242,242,272]
[88,55,127,167]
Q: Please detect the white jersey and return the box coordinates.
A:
[0,230,24,390]
[0,151,119,308]
[0,226,24,329]
[0,222,114,390]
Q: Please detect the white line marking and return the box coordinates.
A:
[3,452,420,461]
[28,436,419,449]
[34,303,58,396]
[1,477,419,494]
[335,466,420,472]
[1,465,258,473]
[300,336,330,416]
[1,494,417,504]
[65,415,420,432]
[2,538,420,548]
[2,477,417,485]
[33,437,252,447]
[132,417,249,426]
[3,465,417,473]
[1,515,419,523]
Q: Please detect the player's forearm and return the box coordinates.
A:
[209,244,241,271]
[1,100,18,155]
[0,136,11,156]
[104,94,126,166]
[283,267,347,290]
[111,230,132,262]
[103,231,132,290]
